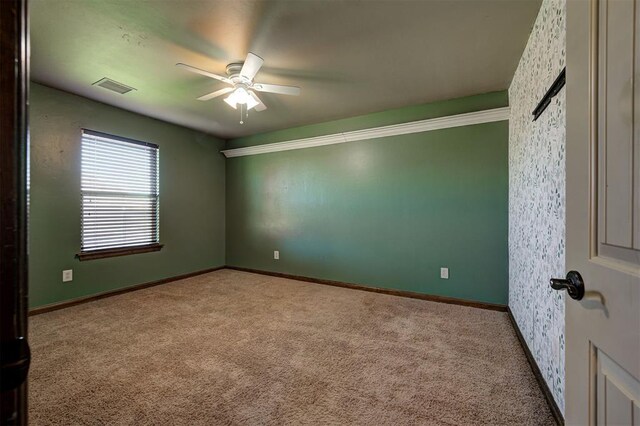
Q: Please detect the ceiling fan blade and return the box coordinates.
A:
[253,83,300,96]
[250,91,267,111]
[240,53,264,81]
[197,87,234,101]
[176,63,232,84]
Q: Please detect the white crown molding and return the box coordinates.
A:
[221,106,510,158]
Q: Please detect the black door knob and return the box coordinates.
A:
[550,271,585,300]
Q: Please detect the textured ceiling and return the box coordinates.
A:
[30,0,540,139]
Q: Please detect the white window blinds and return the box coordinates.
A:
[81,130,159,252]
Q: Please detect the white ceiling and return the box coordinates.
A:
[30,0,540,139]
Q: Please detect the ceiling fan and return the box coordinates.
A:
[176,53,301,123]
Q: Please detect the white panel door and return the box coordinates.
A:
[565,0,640,424]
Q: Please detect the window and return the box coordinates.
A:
[79,130,161,260]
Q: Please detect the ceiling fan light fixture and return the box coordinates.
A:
[225,87,259,110]
[223,96,238,109]
[245,91,259,110]
[229,87,249,104]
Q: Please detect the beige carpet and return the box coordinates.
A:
[29,269,555,425]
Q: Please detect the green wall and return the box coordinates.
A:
[29,83,226,308]
[226,92,509,304]
[29,87,508,308]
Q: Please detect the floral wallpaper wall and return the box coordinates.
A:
[508,0,566,414]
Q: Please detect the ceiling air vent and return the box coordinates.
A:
[92,78,136,94]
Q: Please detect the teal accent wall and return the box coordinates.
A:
[29,83,226,308]
[226,92,509,304]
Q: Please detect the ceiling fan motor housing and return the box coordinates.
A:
[226,63,246,82]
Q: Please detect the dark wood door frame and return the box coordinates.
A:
[0,0,30,424]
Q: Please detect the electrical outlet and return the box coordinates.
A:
[274,250,279,260]
[62,269,73,282]
[440,267,449,279]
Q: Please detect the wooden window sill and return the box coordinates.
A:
[76,243,163,261]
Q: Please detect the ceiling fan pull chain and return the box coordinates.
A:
[239,104,244,125]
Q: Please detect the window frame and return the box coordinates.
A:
[76,129,162,261]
